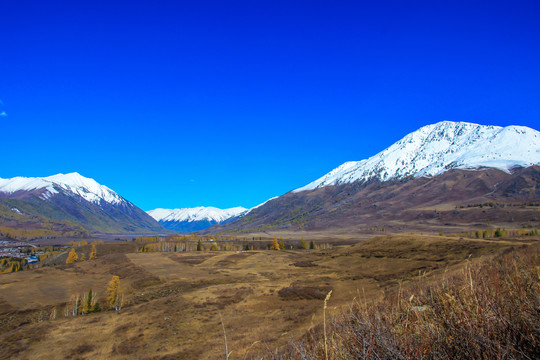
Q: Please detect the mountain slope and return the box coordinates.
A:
[0,173,164,234]
[148,206,248,232]
[214,121,540,233]
[295,121,540,192]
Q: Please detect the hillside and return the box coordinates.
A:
[215,166,540,234]
[212,122,540,234]
[0,173,164,234]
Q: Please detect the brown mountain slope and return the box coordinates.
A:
[212,166,540,234]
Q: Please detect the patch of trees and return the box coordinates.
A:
[52,275,124,320]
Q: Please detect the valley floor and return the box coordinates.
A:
[0,234,537,359]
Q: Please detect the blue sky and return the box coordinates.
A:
[1,1,539,210]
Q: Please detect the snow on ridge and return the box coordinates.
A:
[246,196,279,214]
[148,206,248,223]
[294,121,540,192]
[0,172,125,205]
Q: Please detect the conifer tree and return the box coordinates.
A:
[106,275,122,311]
[270,236,280,250]
[82,289,100,314]
[309,241,315,249]
[89,243,97,259]
[66,247,78,264]
[196,239,202,251]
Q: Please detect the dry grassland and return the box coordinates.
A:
[0,234,535,359]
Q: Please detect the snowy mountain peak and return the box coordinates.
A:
[294,121,540,192]
[0,172,126,205]
[148,206,248,223]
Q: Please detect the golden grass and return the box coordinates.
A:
[275,244,540,359]
[0,234,535,359]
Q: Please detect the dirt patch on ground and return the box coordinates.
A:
[291,260,318,267]
[278,286,332,300]
[167,253,216,265]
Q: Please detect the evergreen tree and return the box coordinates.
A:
[309,241,315,249]
[196,240,202,251]
[82,289,100,314]
[66,247,79,264]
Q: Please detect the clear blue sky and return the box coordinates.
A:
[1,1,539,210]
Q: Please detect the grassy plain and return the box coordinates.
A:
[0,234,536,359]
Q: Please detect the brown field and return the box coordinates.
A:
[0,234,537,359]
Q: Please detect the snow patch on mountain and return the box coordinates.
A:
[295,121,540,192]
[247,196,279,213]
[0,172,125,205]
[148,206,248,223]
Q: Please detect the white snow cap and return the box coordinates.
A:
[0,172,125,205]
[147,206,248,223]
[294,121,540,192]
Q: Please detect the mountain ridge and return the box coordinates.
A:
[295,121,540,192]
[211,121,540,233]
[148,206,248,232]
[0,172,163,234]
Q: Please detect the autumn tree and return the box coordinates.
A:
[66,247,78,264]
[300,237,308,249]
[82,289,100,314]
[89,243,97,259]
[106,275,123,311]
[270,236,280,250]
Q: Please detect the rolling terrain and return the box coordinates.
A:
[0,234,536,359]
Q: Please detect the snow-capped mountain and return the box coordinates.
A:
[0,172,125,205]
[148,206,248,232]
[212,121,540,233]
[0,172,163,233]
[295,121,540,192]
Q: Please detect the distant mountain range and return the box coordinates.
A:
[213,121,540,233]
[2,121,539,236]
[147,206,248,232]
[0,172,163,234]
